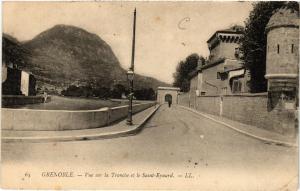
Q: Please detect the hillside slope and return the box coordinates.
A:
[18,24,169,92]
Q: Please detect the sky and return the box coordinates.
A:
[3,1,253,84]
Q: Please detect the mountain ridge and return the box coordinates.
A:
[6,24,169,93]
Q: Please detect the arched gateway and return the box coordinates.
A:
[165,94,172,103]
[157,87,180,104]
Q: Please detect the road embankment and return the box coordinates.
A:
[2,102,156,131]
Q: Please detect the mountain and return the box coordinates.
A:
[15,24,169,93]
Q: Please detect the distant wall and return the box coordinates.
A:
[178,93,190,107]
[196,96,221,116]
[157,89,178,104]
[178,93,297,136]
[2,95,51,106]
[178,93,220,116]
[2,102,156,131]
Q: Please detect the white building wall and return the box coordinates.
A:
[2,64,7,83]
[21,71,30,96]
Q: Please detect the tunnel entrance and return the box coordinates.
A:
[157,87,180,104]
[165,94,172,103]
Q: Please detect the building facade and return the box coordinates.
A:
[157,87,180,104]
[189,26,249,99]
[2,34,37,96]
[2,62,36,96]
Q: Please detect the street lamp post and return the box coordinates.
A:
[127,69,134,125]
[127,8,136,125]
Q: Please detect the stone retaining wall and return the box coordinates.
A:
[2,102,156,131]
[178,93,297,136]
[196,96,221,116]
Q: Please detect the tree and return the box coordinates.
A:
[61,85,81,97]
[134,88,155,100]
[61,85,94,97]
[93,86,110,99]
[240,1,298,92]
[111,84,126,99]
[173,53,205,92]
[2,34,31,68]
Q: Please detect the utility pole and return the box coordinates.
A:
[131,8,136,71]
[126,8,136,125]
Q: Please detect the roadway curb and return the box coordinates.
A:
[179,105,298,148]
[2,105,161,143]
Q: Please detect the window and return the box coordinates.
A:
[232,79,242,93]
[291,44,294,53]
[234,47,239,58]
[277,44,280,54]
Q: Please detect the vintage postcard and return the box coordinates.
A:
[1,1,299,190]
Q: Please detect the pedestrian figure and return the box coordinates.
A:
[43,92,48,103]
[168,99,172,108]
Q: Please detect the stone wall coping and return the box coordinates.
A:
[158,87,180,91]
[194,92,268,97]
[110,98,154,103]
[265,74,298,79]
[110,103,152,110]
[2,102,155,113]
[222,93,268,97]
[2,95,49,99]
[197,95,221,97]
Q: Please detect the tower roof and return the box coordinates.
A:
[266,7,299,33]
[206,25,244,50]
[207,27,243,44]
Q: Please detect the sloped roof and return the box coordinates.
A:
[158,87,180,91]
[266,7,299,33]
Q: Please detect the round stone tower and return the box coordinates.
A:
[265,6,299,109]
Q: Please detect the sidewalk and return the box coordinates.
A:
[179,106,298,147]
[2,105,160,143]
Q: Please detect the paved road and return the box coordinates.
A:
[2,105,298,190]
